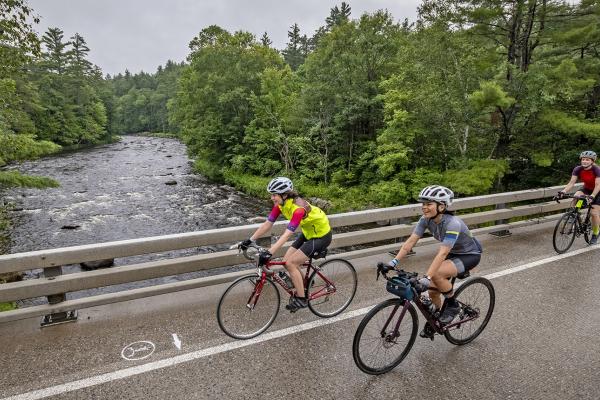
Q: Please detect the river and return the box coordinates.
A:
[2,135,271,304]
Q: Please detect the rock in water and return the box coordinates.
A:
[80,259,115,270]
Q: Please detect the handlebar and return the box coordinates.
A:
[376,262,424,291]
[554,193,591,205]
[230,242,268,261]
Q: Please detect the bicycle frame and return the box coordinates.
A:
[381,279,481,337]
[570,203,593,236]
[247,258,337,308]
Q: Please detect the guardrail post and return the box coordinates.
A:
[41,265,77,327]
[489,203,512,237]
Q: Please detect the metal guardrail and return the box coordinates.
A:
[0,185,572,323]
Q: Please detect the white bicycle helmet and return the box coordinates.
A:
[580,150,597,161]
[267,177,293,194]
[418,185,454,207]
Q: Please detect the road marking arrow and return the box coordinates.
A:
[172,333,182,350]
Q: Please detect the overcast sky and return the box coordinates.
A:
[27,0,421,76]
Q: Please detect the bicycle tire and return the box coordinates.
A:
[443,277,495,345]
[583,214,593,244]
[307,258,357,318]
[552,212,577,254]
[352,298,418,375]
[217,274,280,340]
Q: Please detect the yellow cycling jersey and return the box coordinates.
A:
[279,197,331,240]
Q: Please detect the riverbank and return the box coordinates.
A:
[195,160,392,213]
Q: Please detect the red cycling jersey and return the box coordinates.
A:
[572,165,600,192]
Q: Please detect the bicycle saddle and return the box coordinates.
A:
[311,249,328,259]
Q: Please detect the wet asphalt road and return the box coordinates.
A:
[1,222,600,400]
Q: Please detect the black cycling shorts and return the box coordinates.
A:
[580,188,600,206]
[291,231,332,258]
[446,253,481,275]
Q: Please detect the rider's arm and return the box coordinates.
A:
[269,208,305,255]
[592,176,600,198]
[250,220,274,242]
[268,228,295,255]
[426,244,452,277]
[249,205,280,241]
[392,233,420,262]
[563,175,578,193]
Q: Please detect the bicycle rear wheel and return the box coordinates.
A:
[552,213,577,254]
[352,298,418,375]
[217,274,280,340]
[307,258,357,318]
[444,277,495,345]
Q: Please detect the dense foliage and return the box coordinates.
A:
[171,1,600,209]
[2,1,600,211]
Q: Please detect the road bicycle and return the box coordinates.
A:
[552,194,593,254]
[217,243,357,339]
[352,263,495,375]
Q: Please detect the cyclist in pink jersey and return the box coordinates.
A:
[558,150,600,244]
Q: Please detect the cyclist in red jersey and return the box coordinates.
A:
[558,150,600,244]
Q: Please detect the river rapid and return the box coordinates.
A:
[3,135,271,304]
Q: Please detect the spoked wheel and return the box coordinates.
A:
[352,298,418,375]
[552,213,577,254]
[444,277,495,345]
[307,258,357,318]
[217,274,280,340]
[583,218,593,244]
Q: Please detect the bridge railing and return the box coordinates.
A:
[0,185,571,323]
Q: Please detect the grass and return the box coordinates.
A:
[0,302,16,312]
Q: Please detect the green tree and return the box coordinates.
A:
[171,26,283,178]
[282,23,306,70]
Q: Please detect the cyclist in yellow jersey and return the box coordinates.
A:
[241,177,332,311]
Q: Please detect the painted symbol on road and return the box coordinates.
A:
[172,333,182,350]
[121,340,156,361]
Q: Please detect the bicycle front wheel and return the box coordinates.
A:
[352,298,418,375]
[444,277,495,345]
[307,258,357,318]
[552,213,577,254]
[583,215,593,244]
[217,274,280,340]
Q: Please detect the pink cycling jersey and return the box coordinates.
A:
[267,205,305,232]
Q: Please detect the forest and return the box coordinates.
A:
[2,0,600,211]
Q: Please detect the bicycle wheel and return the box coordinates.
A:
[552,213,577,253]
[217,274,280,340]
[352,298,418,375]
[583,214,593,244]
[307,258,357,318]
[444,277,495,345]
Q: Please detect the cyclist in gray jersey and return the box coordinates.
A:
[386,185,482,337]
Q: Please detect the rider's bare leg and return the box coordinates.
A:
[591,204,600,235]
[283,248,309,296]
[428,260,459,309]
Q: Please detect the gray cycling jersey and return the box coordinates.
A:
[413,214,482,255]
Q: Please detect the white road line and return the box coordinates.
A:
[4,245,598,400]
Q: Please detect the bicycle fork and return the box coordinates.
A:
[380,300,410,343]
[246,274,267,311]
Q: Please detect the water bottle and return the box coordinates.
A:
[278,271,293,289]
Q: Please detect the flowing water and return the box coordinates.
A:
[2,135,271,304]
